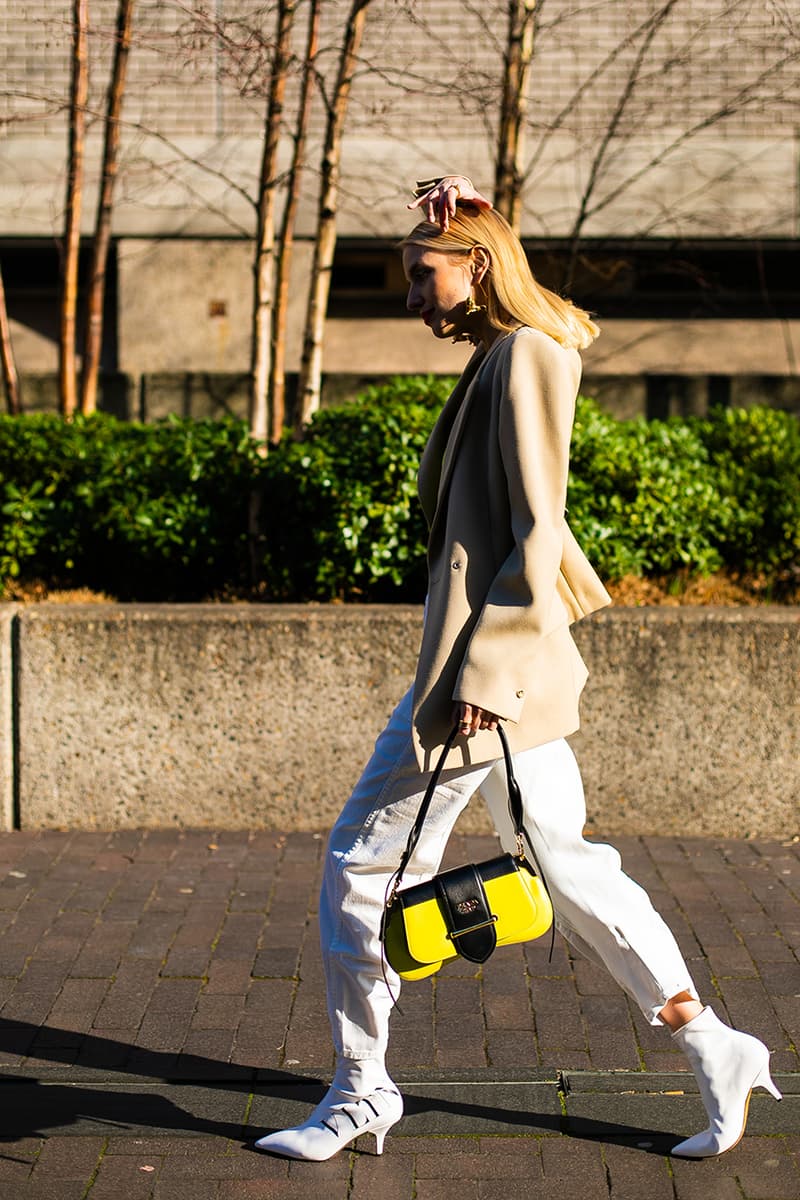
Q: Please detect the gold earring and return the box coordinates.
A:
[465,293,485,316]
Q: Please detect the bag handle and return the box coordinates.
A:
[391,722,526,899]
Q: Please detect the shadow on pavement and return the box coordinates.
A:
[0,1018,680,1155]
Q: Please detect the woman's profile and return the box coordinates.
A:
[255,175,782,1163]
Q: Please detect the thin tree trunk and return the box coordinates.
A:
[60,0,89,419]
[249,0,296,446]
[0,264,21,415]
[80,0,134,416]
[494,0,536,233]
[269,0,320,445]
[295,0,371,432]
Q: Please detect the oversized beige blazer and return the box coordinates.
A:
[411,325,611,771]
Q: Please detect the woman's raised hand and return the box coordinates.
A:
[409,175,493,233]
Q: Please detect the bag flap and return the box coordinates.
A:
[401,894,453,963]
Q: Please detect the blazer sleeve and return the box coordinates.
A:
[453,329,579,722]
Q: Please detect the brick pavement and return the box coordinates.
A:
[0,829,798,1199]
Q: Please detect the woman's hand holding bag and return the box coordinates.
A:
[381,723,554,982]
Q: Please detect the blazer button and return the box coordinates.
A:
[516,689,524,698]
[451,560,461,570]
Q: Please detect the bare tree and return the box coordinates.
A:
[269,0,321,444]
[60,0,89,419]
[249,0,297,447]
[512,0,800,289]
[494,0,536,232]
[295,0,372,431]
[80,0,135,416]
[559,0,682,290]
[0,264,21,415]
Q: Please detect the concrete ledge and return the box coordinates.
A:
[4,604,798,836]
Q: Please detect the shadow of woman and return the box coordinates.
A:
[0,1018,682,1156]
[0,1017,325,1144]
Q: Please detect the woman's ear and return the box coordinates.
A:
[471,246,491,286]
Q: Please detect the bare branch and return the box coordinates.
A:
[580,47,800,227]
[562,0,683,287]
[524,0,686,184]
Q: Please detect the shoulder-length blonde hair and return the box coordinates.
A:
[401,202,599,350]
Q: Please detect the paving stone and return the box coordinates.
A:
[0,1135,41,1180]
[31,1135,106,1177]
[12,1179,91,1199]
[218,1182,340,1200]
[414,1181,482,1200]
[156,1147,289,1180]
[84,1152,163,1200]
[350,1151,416,1200]
[539,1138,609,1188]
[671,1160,744,1200]
[484,1030,538,1069]
[731,1136,800,1199]
[602,1141,675,1200]
[153,1184,219,1200]
[587,1029,642,1069]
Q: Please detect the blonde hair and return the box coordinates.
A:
[401,203,599,350]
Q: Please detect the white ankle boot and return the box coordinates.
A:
[671,1006,782,1157]
[254,1067,403,1162]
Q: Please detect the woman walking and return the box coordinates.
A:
[256,176,781,1162]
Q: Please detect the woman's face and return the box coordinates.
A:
[402,244,474,341]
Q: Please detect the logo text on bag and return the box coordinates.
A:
[455,898,480,915]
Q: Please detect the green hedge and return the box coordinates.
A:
[0,379,797,601]
[0,415,263,599]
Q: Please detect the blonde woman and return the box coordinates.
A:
[256,177,781,1162]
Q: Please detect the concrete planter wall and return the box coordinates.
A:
[2,604,797,838]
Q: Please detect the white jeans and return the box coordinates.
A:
[320,685,697,1065]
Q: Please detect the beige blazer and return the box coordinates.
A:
[411,326,611,770]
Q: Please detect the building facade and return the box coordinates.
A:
[1,0,798,418]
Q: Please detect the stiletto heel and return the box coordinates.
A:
[371,1123,391,1155]
[671,1006,782,1158]
[254,1083,403,1161]
[754,1063,783,1102]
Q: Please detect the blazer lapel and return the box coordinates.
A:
[418,346,485,527]
[429,334,509,539]
[435,366,481,510]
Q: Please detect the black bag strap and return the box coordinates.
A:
[391,722,526,896]
[380,721,556,1009]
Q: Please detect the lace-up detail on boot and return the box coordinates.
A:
[254,1084,403,1161]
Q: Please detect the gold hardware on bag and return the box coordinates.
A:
[447,915,499,939]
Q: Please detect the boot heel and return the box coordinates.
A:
[755,1063,783,1102]
[371,1122,392,1155]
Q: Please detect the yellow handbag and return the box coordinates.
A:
[381,723,553,981]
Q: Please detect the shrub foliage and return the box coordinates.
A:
[0,379,797,601]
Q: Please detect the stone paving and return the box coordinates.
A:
[0,828,798,1198]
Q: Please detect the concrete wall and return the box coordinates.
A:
[3,604,797,838]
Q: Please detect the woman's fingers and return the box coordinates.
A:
[453,702,500,735]
[408,175,493,231]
